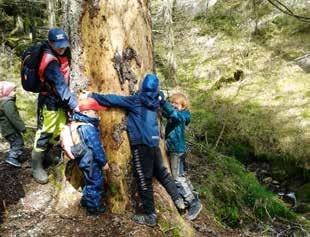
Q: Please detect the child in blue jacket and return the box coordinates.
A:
[160,92,202,221]
[68,98,109,215]
[86,74,185,227]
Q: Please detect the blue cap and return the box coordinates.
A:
[141,74,159,92]
[48,28,70,49]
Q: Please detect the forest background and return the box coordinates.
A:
[0,0,309,236]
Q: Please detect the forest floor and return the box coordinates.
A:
[1,146,304,236]
[0,146,245,237]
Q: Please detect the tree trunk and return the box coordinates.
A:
[48,0,56,28]
[9,15,24,36]
[59,0,194,235]
[163,0,178,86]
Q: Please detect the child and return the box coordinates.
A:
[160,92,202,221]
[85,73,185,227]
[0,81,26,167]
[61,98,109,215]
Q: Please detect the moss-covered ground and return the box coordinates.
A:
[153,0,309,234]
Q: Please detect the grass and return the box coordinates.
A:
[191,147,296,228]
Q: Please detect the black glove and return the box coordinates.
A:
[158,91,165,105]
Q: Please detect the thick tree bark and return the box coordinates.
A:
[59,0,194,235]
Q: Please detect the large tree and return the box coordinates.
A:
[59,0,193,235]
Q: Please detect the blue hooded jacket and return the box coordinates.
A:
[72,112,107,167]
[161,101,191,153]
[90,74,161,147]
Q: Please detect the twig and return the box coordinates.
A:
[264,204,273,222]
[214,122,226,150]
[3,200,8,215]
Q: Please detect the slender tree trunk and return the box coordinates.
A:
[9,15,24,36]
[163,0,177,86]
[59,1,194,235]
[48,0,56,28]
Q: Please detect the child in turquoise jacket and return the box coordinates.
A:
[160,92,202,221]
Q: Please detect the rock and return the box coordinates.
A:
[263,177,273,184]
[272,180,279,185]
[260,169,268,175]
[294,54,310,73]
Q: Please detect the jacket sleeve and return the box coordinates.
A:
[80,125,107,167]
[90,93,137,112]
[3,100,26,133]
[44,61,78,110]
[161,101,191,125]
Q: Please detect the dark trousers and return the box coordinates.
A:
[5,133,24,159]
[131,144,180,214]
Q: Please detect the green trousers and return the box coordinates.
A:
[33,105,67,152]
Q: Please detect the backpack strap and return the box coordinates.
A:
[38,51,58,82]
[69,121,94,146]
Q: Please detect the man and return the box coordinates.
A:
[32,28,79,184]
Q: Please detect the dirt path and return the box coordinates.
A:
[0,149,163,236]
[0,149,229,237]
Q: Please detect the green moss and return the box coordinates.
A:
[192,148,295,227]
[108,182,119,196]
[301,109,310,119]
[158,218,182,237]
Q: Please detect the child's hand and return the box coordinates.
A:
[103,163,110,171]
[79,91,91,100]
[158,91,165,105]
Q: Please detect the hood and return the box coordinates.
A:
[141,74,159,92]
[0,81,16,99]
[139,91,160,111]
[72,112,100,127]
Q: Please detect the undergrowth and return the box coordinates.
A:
[189,143,296,228]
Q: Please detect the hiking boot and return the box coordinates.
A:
[185,200,202,221]
[174,198,186,211]
[132,213,157,227]
[86,205,107,215]
[5,157,21,168]
[31,150,48,184]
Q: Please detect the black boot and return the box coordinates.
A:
[5,155,21,168]
[132,213,157,227]
[31,150,48,184]
[5,133,23,168]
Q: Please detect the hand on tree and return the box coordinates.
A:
[103,163,110,171]
[158,91,166,105]
[79,91,91,100]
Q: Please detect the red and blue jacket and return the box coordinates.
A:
[38,42,77,111]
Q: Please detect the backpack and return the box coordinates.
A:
[20,43,45,93]
[60,121,89,160]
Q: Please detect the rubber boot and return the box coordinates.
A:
[31,150,48,184]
